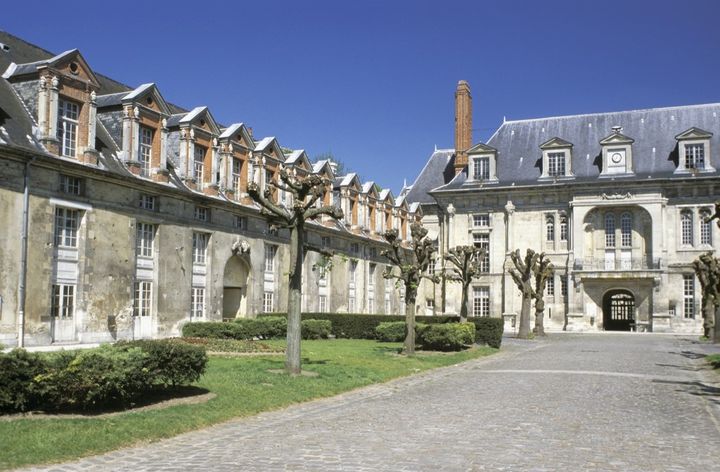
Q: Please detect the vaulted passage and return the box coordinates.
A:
[603,290,635,331]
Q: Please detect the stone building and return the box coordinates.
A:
[406,81,718,333]
[0,32,418,347]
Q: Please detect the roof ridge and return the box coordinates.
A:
[504,102,720,125]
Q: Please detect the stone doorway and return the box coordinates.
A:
[603,289,635,331]
[223,256,249,319]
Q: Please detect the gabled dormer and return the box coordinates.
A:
[5,49,101,164]
[218,123,254,200]
[599,126,634,176]
[466,142,498,183]
[394,194,410,241]
[335,173,361,228]
[284,149,312,174]
[312,159,336,209]
[361,181,379,232]
[378,188,395,235]
[674,127,714,174]
[539,137,574,179]
[175,106,221,193]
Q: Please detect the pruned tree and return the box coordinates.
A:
[445,245,488,322]
[692,252,720,343]
[382,223,439,355]
[248,166,343,375]
[508,249,540,339]
[532,253,554,337]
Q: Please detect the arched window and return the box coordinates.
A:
[700,208,712,246]
[559,214,568,241]
[546,215,555,242]
[605,213,616,247]
[620,213,632,247]
[680,210,693,246]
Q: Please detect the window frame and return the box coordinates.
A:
[191,287,206,318]
[133,281,152,317]
[683,274,695,319]
[138,125,153,177]
[192,232,209,265]
[54,207,80,248]
[57,98,80,158]
[51,284,75,318]
[472,286,490,317]
[136,222,155,258]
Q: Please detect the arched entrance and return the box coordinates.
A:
[223,256,249,319]
[603,289,635,331]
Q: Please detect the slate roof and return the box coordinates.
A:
[0,76,45,153]
[404,149,455,204]
[409,103,720,201]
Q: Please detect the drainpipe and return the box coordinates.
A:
[18,157,35,348]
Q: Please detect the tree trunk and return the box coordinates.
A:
[707,301,719,343]
[534,307,546,336]
[714,305,720,344]
[285,223,304,375]
[517,291,532,339]
[404,285,417,356]
[459,282,469,323]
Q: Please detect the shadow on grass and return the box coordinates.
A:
[652,379,720,406]
[301,358,330,365]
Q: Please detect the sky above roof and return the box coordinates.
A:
[3,0,719,193]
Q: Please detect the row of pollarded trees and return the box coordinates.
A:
[693,201,720,343]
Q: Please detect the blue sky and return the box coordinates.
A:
[4,0,720,193]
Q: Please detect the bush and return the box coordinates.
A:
[375,322,407,342]
[0,349,46,413]
[182,322,244,339]
[117,339,207,387]
[248,316,287,339]
[469,317,504,348]
[301,319,332,339]
[417,322,475,351]
[261,313,458,339]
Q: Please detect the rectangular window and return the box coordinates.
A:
[193,145,205,183]
[348,296,356,313]
[233,215,247,230]
[548,152,566,176]
[194,206,209,222]
[133,281,152,317]
[472,287,490,317]
[349,260,358,284]
[139,126,153,176]
[321,236,331,249]
[546,277,555,296]
[60,175,82,195]
[350,243,360,255]
[369,247,378,258]
[700,209,712,246]
[621,214,632,247]
[685,144,705,170]
[605,214,616,248]
[472,157,490,180]
[192,232,208,264]
[264,244,277,272]
[369,263,376,286]
[139,194,156,210]
[319,295,328,313]
[427,258,436,275]
[546,215,555,242]
[473,214,490,228]
[681,211,693,246]
[231,158,242,192]
[191,287,205,318]
[560,277,568,299]
[57,99,79,158]
[368,297,375,314]
[385,298,392,314]
[473,233,490,272]
[683,274,695,319]
[559,216,568,241]
[136,222,155,257]
[51,284,75,318]
[263,291,274,313]
[54,207,79,247]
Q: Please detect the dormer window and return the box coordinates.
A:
[57,99,79,157]
[138,126,153,177]
[539,137,573,179]
[466,143,498,182]
[674,127,714,174]
[193,145,206,183]
[599,128,634,176]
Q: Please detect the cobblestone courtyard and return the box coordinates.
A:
[23,335,720,471]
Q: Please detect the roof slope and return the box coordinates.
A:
[404,149,455,204]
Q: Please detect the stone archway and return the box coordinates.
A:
[603,289,635,331]
[223,256,250,319]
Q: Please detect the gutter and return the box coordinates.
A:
[18,156,35,348]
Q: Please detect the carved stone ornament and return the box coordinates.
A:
[39,76,46,89]
[90,90,96,102]
[213,137,218,147]
[601,192,632,200]
[162,118,167,129]
[228,143,234,153]
[446,203,456,216]
[231,238,251,255]
[51,76,59,88]
[190,128,195,140]
[505,200,516,214]
[133,106,140,119]
[181,128,187,139]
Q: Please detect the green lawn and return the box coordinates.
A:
[0,339,496,470]
[708,353,720,369]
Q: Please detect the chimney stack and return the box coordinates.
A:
[454,80,472,174]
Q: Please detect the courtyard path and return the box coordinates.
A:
[22,335,720,471]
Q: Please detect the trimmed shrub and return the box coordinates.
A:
[301,319,332,339]
[117,339,207,387]
[251,316,287,339]
[0,349,46,413]
[418,322,475,351]
[182,322,244,339]
[469,317,504,348]
[261,313,458,340]
[375,322,407,342]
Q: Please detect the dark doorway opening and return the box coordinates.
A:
[603,290,635,331]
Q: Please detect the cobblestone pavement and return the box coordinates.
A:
[21,334,720,472]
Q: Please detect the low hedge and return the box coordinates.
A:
[468,317,504,348]
[375,321,407,342]
[301,319,332,339]
[0,340,207,413]
[261,313,458,339]
[417,322,475,351]
[182,317,288,340]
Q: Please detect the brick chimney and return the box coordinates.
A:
[454,80,472,174]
